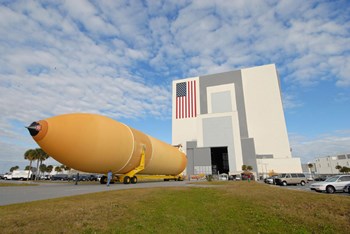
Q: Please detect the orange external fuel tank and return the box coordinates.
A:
[27,113,187,177]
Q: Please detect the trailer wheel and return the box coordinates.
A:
[123,176,131,184]
[130,176,137,184]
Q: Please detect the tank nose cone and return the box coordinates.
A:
[26,122,41,136]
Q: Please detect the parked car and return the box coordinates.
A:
[79,174,90,181]
[264,175,278,184]
[88,174,99,181]
[314,176,327,181]
[4,172,12,180]
[51,174,68,181]
[228,174,241,181]
[307,177,314,181]
[68,174,99,181]
[310,175,350,194]
[274,173,308,186]
[343,183,350,194]
[40,175,51,180]
[219,173,228,181]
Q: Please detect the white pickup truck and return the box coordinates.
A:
[4,172,12,180]
[11,170,33,180]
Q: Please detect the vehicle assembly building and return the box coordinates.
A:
[172,64,302,177]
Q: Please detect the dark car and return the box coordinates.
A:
[88,174,99,181]
[79,174,90,181]
[51,174,68,181]
[314,176,327,181]
[343,183,350,194]
[264,176,278,184]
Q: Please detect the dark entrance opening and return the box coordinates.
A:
[211,147,229,174]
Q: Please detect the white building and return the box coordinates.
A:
[314,154,350,174]
[172,64,302,176]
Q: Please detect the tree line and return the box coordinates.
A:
[8,148,71,180]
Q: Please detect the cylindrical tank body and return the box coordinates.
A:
[29,113,187,175]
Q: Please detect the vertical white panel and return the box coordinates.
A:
[242,64,292,159]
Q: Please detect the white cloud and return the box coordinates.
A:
[282,93,303,110]
[289,130,350,163]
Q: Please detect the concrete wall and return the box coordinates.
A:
[241,138,258,172]
[186,141,211,175]
[257,158,302,174]
[315,154,350,174]
[199,70,249,138]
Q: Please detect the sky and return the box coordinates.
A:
[0,0,349,173]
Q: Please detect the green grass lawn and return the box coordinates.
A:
[1,181,349,233]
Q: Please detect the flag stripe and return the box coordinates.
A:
[187,81,190,118]
[176,94,178,119]
[182,96,184,118]
[191,81,193,117]
[194,80,197,117]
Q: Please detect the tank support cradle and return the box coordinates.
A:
[118,146,145,184]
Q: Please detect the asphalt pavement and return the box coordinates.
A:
[0,180,189,206]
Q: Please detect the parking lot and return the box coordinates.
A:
[263,181,350,196]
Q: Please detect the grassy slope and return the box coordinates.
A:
[0,181,349,233]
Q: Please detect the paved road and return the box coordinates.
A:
[0,180,190,206]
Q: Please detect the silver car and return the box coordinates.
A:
[310,175,350,194]
[343,183,350,194]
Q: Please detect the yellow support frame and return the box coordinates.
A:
[116,145,184,184]
[118,145,146,184]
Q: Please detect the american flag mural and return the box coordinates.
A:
[176,80,197,119]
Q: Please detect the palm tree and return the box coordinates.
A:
[308,163,313,170]
[39,164,47,176]
[24,149,37,180]
[247,165,253,171]
[46,165,53,179]
[340,166,350,173]
[46,165,53,174]
[308,163,314,177]
[242,165,247,171]
[55,166,62,174]
[10,166,19,172]
[35,148,49,180]
[335,165,342,172]
[60,165,71,173]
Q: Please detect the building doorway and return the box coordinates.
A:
[211,147,229,174]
